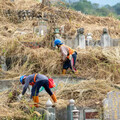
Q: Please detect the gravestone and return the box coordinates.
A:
[65,37,75,48]
[103,91,120,120]
[86,33,93,46]
[101,28,111,47]
[77,28,86,49]
[39,21,48,36]
[34,21,48,36]
[74,37,79,48]
[103,98,109,120]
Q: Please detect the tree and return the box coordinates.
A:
[96,7,110,16]
[70,0,120,19]
[113,3,120,15]
[92,3,99,9]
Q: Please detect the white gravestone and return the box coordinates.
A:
[101,28,111,48]
[101,34,111,47]
[78,34,86,49]
[86,33,93,46]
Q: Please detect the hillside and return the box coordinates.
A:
[0,0,120,80]
[0,0,120,119]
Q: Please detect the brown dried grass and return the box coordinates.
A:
[76,47,120,83]
[56,79,117,107]
[0,0,15,10]
[0,78,117,118]
[1,38,120,83]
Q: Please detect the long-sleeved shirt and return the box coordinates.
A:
[22,74,48,95]
[60,45,69,61]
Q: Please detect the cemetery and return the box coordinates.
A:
[1,0,120,120]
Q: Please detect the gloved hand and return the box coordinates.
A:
[18,94,23,101]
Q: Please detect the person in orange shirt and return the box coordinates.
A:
[54,39,78,74]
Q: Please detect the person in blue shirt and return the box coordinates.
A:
[19,73,57,107]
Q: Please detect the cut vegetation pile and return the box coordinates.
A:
[0,78,118,119]
[0,0,15,10]
[1,39,120,83]
[30,3,120,39]
[0,0,120,41]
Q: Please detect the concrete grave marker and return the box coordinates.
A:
[34,21,48,36]
[103,91,120,120]
[86,33,93,46]
[78,34,86,49]
[77,28,86,49]
[103,98,109,120]
[101,28,111,47]
[39,21,48,36]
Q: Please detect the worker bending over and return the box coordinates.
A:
[19,73,57,107]
[54,39,78,74]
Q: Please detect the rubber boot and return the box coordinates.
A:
[62,69,66,75]
[51,93,57,103]
[32,96,39,107]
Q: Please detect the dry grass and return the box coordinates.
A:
[0,0,15,10]
[0,78,117,118]
[14,0,39,10]
[0,0,120,40]
[76,47,120,83]
[56,79,116,107]
[1,38,120,84]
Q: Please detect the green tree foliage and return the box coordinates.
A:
[70,0,120,19]
[113,3,120,15]
[96,7,110,16]
[71,0,94,14]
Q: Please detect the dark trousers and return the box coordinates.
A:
[63,52,77,72]
[31,80,53,98]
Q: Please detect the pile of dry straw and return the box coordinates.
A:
[1,38,120,83]
[0,78,118,119]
